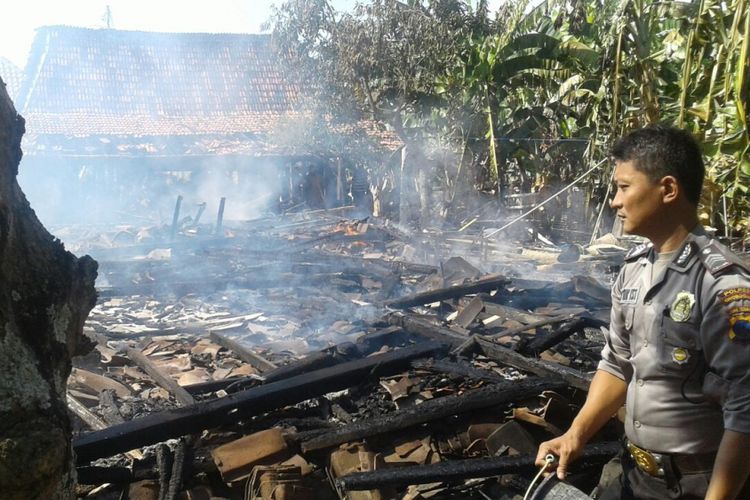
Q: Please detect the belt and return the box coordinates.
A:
[626,441,716,477]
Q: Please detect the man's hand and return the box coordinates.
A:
[536,430,586,479]
[534,370,627,480]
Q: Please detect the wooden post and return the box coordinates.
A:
[336,157,344,204]
[215,197,226,237]
[170,195,183,241]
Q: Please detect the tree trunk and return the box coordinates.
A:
[0,78,98,499]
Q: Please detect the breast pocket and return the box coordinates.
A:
[658,311,702,373]
[623,306,635,331]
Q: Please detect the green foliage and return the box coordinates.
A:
[269,0,750,238]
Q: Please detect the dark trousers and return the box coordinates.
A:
[596,450,750,500]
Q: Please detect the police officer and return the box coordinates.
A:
[536,125,750,499]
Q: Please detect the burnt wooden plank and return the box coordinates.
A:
[301,377,564,453]
[209,331,277,372]
[73,342,443,464]
[388,313,468,348]
[454,295,485,328]
[125,346,195,406]
[487,313,577,338]
[518,316,608,356]
[336,442,620,490]
[476,337,593,391]
[263,343,359,383]
[383,274,509,309]
[411,358,506,384]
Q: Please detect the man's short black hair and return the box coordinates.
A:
[611,125,705,205]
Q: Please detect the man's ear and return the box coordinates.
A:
[661,176,679,203]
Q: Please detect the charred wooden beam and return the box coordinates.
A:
[170,195,183,241]
[125,346,195,406]
[215,197,226,236]
[337,442,620,490]
[388,313,468,348]
[411,358,506,384]
[383,274,509,309]
[183,376,256,395]
[391,313,593,390]
[74,342,443,464]
[67,394,107,431]
[264,342,359,383]
[77,466,158,485]
[482,302,547,325]
[487,313,578,338]
[301,377,564,453]
[518,316,608,356]
[209,331,277,372]
[183,340,373,396]
[99,390,125,425]
[476,337,592,391]
[183,347,353,395]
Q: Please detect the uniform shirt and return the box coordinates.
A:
[598,225,750,454]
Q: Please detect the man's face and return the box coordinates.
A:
[610,160,666,237]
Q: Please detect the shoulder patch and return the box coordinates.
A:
[624,242,652,262]
[699,240,750,276]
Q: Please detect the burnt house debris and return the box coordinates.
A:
[47,208,642,500]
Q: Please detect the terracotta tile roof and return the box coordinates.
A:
[22,112,298,136]
[18,26,402,158]
[19,26,297,121]
[0,57,23,103]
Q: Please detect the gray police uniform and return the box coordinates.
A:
[597,226,750,496]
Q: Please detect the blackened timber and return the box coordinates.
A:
[337,441,620,490]
[125,346,195,406]
[383,274,509,309]
[519,316,608,356]
[301,377,564,453]
[215,197,226,236]
[411,358,506,384]
[209,331,277,372]
[183,376,256,395]
[263,342,359,383]
[184,342,368,395]
[77,466,157,485]
[476,337,592,391]
[487,313,576,338]
[73,342,442,464]
[482,302,547,325]
[388,313,468,348]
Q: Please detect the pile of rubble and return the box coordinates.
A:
[62,208,630,500]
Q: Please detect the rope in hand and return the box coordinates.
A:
[523,454,557,500]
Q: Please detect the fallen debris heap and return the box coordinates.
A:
[63,208,636,499]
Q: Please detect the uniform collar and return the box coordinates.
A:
[644,226,704,296]
[669,225,707,271]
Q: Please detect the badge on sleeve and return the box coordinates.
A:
[720,288,750,304]
[729,315,750,341]
[670,291,695,322]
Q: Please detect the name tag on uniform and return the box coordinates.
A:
[621,288,639,304]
